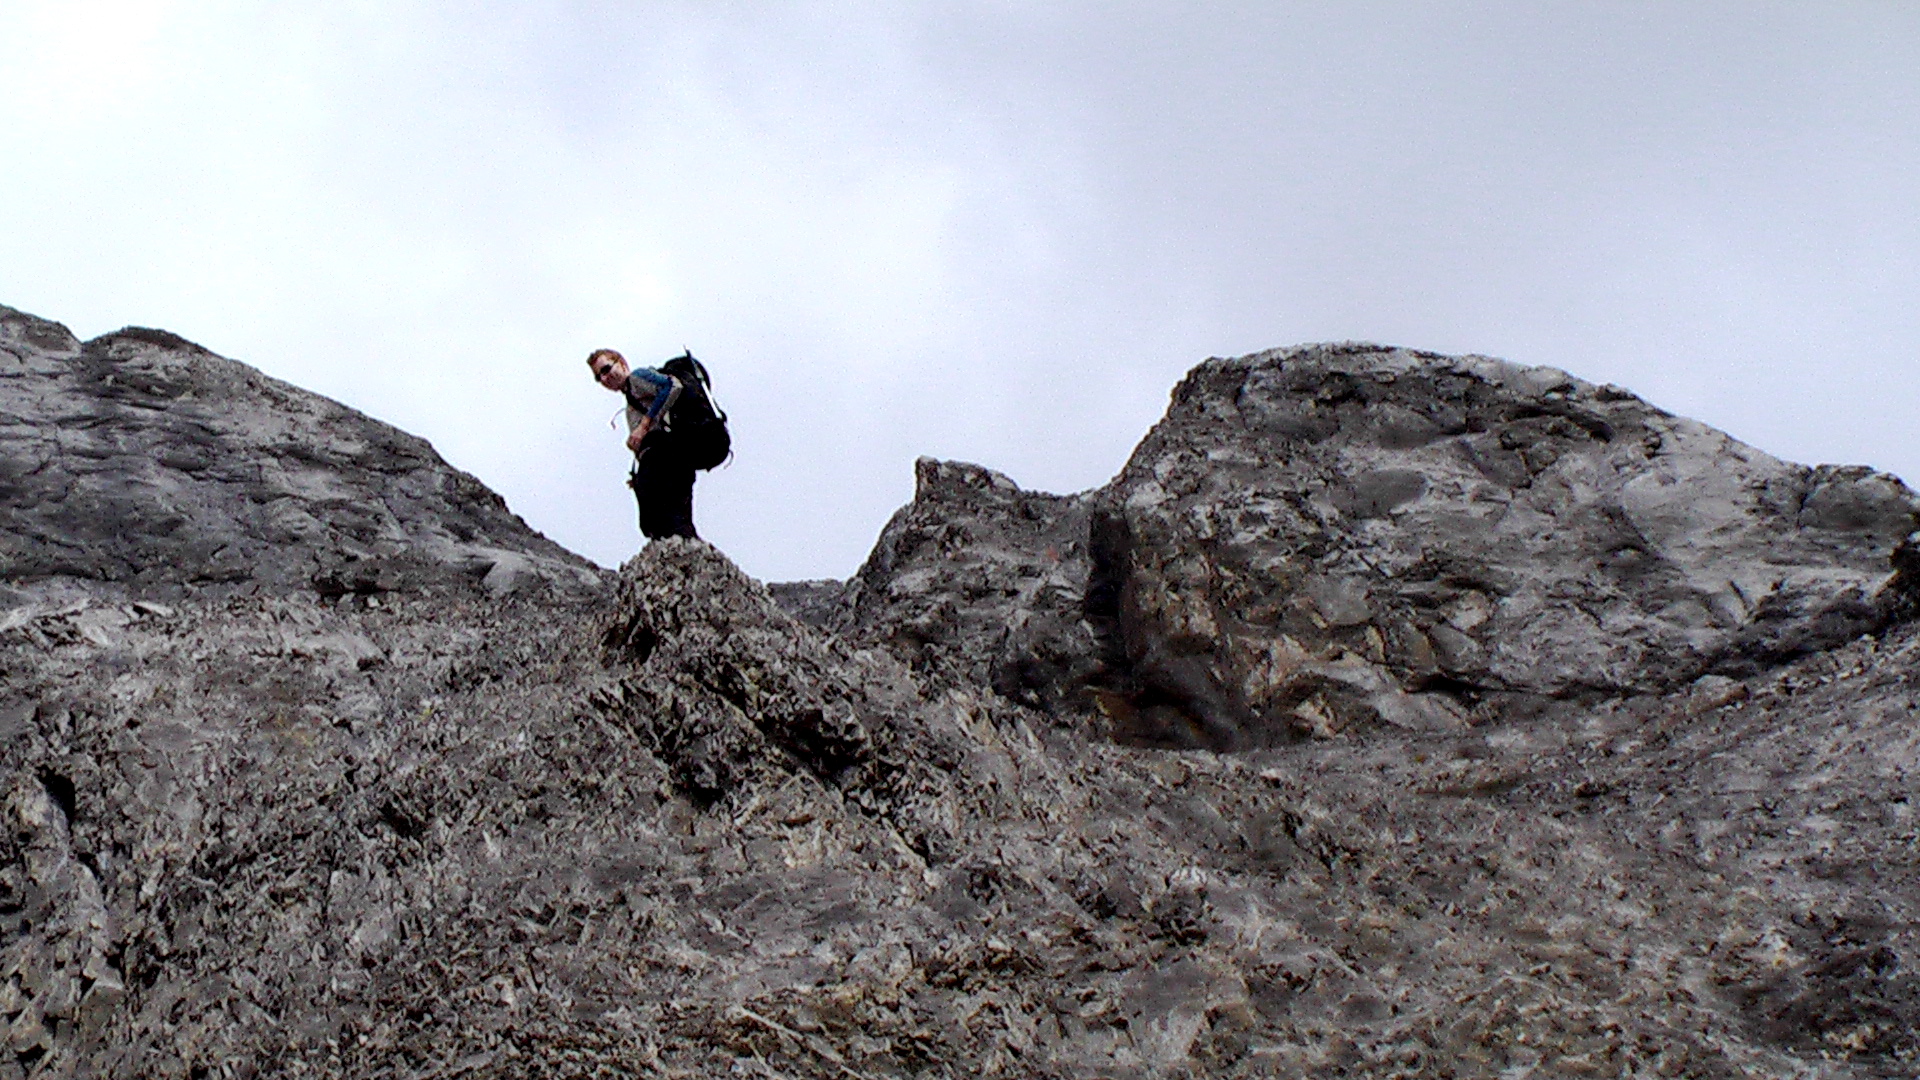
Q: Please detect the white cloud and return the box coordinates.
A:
[3,0,174,121]
[3,2,1916,582]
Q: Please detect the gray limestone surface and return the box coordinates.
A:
[845,346,1919,750]
[0,305,599,604]
[4,305,1918,1079]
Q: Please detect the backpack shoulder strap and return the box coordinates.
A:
[657,376,684,428]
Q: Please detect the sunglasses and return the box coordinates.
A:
[593,364,618,378]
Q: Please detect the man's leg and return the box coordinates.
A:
[633,455,698,540]
[658,462,698,539]
[628,465,652,537]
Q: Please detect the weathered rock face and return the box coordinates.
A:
[1097,346,1916,743]
[846,346,1918,748]
[5,305,1919,1079]
[12,538,1920,1079]
[0,305,598,603]
[836,457,1104,719]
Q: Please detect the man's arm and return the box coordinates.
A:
[625,368,676,420]
[623,368,678,452]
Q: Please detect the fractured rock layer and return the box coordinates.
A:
[846,345,1918,748]
[10,539,1919,1078]
[4,304,1918,1078]
[0,305,597,603]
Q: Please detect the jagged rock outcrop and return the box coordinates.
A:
[5,304,1918,1078]
[833,457,1103,719]
[0,305,598,603]
[845,345,1919,748]
[11,534,1920,1078]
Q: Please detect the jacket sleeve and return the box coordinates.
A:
[623,368,677,421]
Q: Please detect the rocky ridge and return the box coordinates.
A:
[0,306,598,604]
[5,306,1919,1079]
[836,346,1917,748]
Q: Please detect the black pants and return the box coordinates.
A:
[629,439,698,540]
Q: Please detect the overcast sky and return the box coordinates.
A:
[3,1,1916,582]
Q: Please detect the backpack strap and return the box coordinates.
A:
[657,376,684,430]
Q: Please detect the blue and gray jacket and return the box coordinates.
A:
[621,368,680,434]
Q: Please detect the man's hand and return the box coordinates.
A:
[626,416,653,452]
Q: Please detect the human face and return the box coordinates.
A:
[591,354,629,391]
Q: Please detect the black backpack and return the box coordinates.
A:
[657,352,732,470]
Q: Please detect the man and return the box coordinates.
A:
[588,348,699,541]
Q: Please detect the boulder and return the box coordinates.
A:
[841,345,1918,747]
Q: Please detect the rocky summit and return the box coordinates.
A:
[4,304,1919,1080]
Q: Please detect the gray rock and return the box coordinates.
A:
[842,457,1103,719]
[0,305,601,602]
[838,345,1917,749]
[765,578,849,633]
[7,303,1919,1078]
